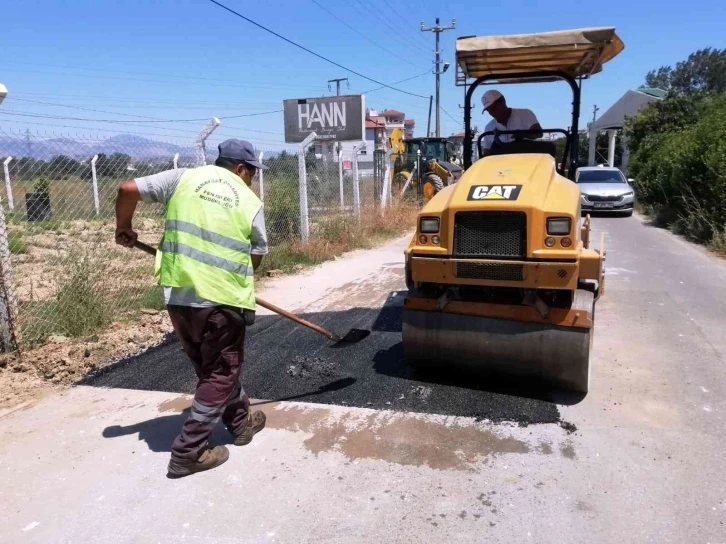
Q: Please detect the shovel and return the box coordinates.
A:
[132,240,370,347]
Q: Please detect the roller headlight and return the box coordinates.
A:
[419,217,440,233]
[547,217,571,235]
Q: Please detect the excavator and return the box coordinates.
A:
[402,27,624,393]
[391,129,463,201]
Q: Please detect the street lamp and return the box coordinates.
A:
[0,83,7,106]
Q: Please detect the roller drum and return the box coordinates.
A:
[402,308,592,393]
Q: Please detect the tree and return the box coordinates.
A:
[645,47,726,95]
[95,153,133,178]
[47,155,81,179]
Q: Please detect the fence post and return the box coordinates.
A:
[258,151,265,202]
[338,148,344,211]
[399,162,417,198]
[91,154,100,216]
[297,132,317,243]
[196,117,221,166]
[380,149,395,209]
[173,153,179,169]
[352,141,365,219]
[3,156,13,211]
[0,201,19,352]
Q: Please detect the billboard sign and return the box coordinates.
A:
[283,94,365,144]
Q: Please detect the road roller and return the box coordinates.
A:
[402,27,624,393]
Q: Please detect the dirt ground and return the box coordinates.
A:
[0,308,173,410]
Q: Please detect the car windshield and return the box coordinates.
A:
[577,169,626,183]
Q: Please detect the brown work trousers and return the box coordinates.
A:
[167,305,250,463]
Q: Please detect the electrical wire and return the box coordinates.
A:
[205,0,429,99]
[0,108,283,125]
[310,0,427,70]
[0,118,289,145]
[0,61,327,91]
[374,0,431,50]
[347,0,429,56]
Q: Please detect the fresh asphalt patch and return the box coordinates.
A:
[86,292,570,427]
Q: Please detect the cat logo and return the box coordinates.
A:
[467,184,522,201]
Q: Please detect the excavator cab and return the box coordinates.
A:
[403,27,624,394]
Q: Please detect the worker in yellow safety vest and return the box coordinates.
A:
[115,139,269,478]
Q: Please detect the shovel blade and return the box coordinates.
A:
[330,328,370,348]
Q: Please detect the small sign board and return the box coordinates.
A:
[284,95,365,144]
[342,160,352,171]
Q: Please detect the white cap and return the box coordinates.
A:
[0,83,7,106]
[481,89,503,113]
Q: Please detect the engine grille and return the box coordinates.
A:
[456,263,524,281]
[586,194,622,202]
[453,211,527,257]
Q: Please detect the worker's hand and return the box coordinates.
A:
[115,226,138,248]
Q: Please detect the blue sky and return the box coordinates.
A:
[1,0,723,150]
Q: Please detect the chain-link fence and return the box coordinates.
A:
[0,127,402,351]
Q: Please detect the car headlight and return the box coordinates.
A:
[546,217,571,235]
[419,217,440,233]
[622,191,634,197]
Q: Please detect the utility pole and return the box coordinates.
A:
[421,17,456,137]
[591,104,600,126]
[328,78,349,156]
[328,77,349,97]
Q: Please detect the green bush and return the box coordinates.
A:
[628,94,726,244]
[52,248,112,337]
[32,176,51,196]
[263,175,300,245]
[8,233,28,255]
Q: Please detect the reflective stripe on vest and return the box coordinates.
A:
[158,165,262,309]
[160,241,255,277]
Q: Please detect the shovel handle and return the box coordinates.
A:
[254,298,337,341]
[134,240,157,256]
[132,240,338,341]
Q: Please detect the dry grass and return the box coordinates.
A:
[256,202,417,276]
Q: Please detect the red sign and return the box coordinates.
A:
[342,160,352,171]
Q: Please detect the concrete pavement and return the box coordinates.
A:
[1,217,726,543]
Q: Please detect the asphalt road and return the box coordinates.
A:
[87,287,564,427]
[3,215,726,543]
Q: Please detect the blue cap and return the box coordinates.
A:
[217,139,268,170]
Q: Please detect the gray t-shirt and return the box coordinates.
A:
[135,168,268,307]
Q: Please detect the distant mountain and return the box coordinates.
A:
[0,134,195,161]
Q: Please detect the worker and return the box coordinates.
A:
[115,139,269,478]
[480,90,543,156]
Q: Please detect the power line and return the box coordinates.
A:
[205,0,429,99]
[441,105,462,126]
[359,71,431,94]
[379,1,431,49]
[1,61,327,91]
[0,111,284,139]
[0,108,283,125]
[347,0,428,56]
[0,118,288,145]
[310,0,426,70]
[0,67,327,93]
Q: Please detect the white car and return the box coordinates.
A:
[575,166,635,216]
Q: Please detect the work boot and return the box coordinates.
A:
[232,410,266,446]
[167,445,230,479]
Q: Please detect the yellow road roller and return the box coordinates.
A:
[403,27,624,393]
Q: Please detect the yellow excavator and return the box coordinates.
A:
[391,133,463,201]
[403,27,624,393]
